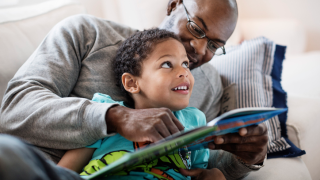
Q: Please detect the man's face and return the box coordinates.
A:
[134,38,194,111]
[160,0,238,69]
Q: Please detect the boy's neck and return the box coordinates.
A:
[133,100,181,112]
[133,99,153,110]
[131,95,184,111]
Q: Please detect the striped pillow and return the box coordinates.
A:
[209,37,290,154]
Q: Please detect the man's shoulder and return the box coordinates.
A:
[191,63,220,84]
[189,63,223,121]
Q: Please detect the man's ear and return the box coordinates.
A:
[122,73,140,94]
[167,0,183,15]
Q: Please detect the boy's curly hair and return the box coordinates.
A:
[113,28,182,95]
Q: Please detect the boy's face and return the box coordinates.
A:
[135,38,194,111]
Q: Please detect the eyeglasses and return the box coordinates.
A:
[182,3,226,56]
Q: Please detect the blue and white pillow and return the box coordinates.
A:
[209,37,305,157]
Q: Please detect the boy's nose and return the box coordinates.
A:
[178,68,189,78]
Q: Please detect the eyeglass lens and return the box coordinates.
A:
[187,22,224,55]
[187,22,205,38]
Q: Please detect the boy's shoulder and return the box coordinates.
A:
[179,107,204,115]
[92,93,126,106]
[175,107,207,127]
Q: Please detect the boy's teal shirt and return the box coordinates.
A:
[81,93,209,180]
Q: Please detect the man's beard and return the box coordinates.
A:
[187,53,199,70]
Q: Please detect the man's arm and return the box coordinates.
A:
[0,15,125,149]
[0,15,184,152]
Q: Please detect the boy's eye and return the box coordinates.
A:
[182,61,189,68]
[161,62,172,68]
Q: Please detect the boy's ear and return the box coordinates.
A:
[167,0,183,15]
[122,73,140,94]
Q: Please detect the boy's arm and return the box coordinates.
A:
[58,148,95,173]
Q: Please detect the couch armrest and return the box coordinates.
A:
[286,95,320,180]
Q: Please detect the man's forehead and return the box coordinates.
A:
[184,0,238,41]
[185,0,234,16]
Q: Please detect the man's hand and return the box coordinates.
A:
[105,105,185,142]
[179,168,226,180]
[209,123,268,165]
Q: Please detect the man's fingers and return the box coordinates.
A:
[158,110,181,136]
[208,142,215,150]
[155,121,172,138]
[214,143,264,153]
[240,123,267,137]
[214,134,265,145]
[116,107,186,143]
[167,110,185,132]
[179,168,203,177]
[148,128,165,142]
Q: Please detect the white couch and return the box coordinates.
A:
[233,19,320,180]
[0,1,318,179]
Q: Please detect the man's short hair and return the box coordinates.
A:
[113,28,181,95]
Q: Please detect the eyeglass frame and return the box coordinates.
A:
[182,2,226,55]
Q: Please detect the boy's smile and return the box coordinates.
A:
[132,38,194,111]
[171,82,190,95]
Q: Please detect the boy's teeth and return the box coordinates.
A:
[174,86,188,90]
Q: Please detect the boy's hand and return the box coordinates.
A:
[179,168,226,180]
[209,123,268,165]
[106,105,185,142]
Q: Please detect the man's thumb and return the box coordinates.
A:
[179,168,202,176]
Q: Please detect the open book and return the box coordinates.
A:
[82,107,287,180]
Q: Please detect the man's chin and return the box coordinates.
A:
[187,54,199,70]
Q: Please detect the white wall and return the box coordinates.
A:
[237,0,320,52]
[0,0,55,8]
[78,0,166,30]
[7,0,319,52]
[79,0,319,52]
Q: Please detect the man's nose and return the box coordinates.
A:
[190,38,206,55]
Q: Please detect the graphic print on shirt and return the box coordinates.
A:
[80,141,191,180]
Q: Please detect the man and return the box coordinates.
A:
[0,0,268,179]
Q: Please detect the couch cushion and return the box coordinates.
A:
[286,95,320,180]
[209,37,293,155]
[0,1,86,102]
[282,52,320,98]
[244,157,311,180]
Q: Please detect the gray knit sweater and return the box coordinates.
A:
[0,14,256,179]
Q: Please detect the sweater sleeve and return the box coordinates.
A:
[0,15,134,149]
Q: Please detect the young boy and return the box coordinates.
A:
[58,28,225,180]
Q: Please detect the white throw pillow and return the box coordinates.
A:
[209,37,291,153]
